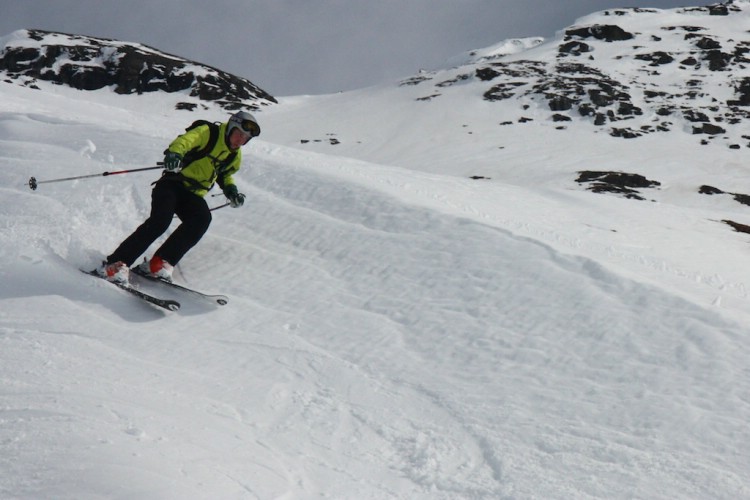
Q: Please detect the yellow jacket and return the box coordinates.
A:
[166,122,241,197]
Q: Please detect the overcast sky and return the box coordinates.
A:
[0,0,716,96]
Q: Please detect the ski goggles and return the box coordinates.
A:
[239,119,261,138]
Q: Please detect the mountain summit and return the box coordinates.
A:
[0,29,277,112]
[399,0,749,148]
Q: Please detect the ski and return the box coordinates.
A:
[83,270,181,311]
[131,266,228,306]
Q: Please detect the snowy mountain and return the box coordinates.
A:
[269,0,750,151]
[1,2,750,499]
[0,29,277,112]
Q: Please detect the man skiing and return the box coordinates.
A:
[97,110,260,284]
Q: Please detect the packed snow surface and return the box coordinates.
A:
[2,6,750,499]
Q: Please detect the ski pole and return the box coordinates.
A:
[210,193,240,211]
[210,202,231,212]
[28,164,164,190]
[172,202,229,219]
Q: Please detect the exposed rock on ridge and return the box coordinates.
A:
[0,29,277,112]
[401,1,750,148]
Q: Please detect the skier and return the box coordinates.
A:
[97,110,260,284]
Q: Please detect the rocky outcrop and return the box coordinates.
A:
[400,1,750,148]
[576,171,661,201]
[0,29,277,111]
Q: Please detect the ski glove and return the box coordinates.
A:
[163,151,183,172]
[223,184,245,208]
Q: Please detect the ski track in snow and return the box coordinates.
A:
[3,143,748,498]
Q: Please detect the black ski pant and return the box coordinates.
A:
[107,178,212,267]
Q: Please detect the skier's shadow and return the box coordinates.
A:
[0,253,221,321]
[0,258,166,322]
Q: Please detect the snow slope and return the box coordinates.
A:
[2,6,750,500]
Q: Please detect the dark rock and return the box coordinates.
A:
[175,102,199,111]
[552,114,572,122]
[728,77,750,106]
[589,88,614,107]
[695,37,722,50]
[475,67,501,81]
[699,185,750,206]
[703,50,733,71]
[436,74,471,87]
[617,102,643,116]
[663,25,706,33]
[566,25,634,42]
[680,56,700,67]
[692,123,726,135]
[548,95,574,111]
[734,43,750,63]
[609,128,643,139]
[732,191,750,203]
[576,171,660,200]
[578,103,595,116]
[559,41,592,56]
[656,107,673,116]
[634,52,675,66]
[683,110,710,122]
[399,74,433,86]
[483,81,526,101]
[0,29,276,111]
[722,220,750,234]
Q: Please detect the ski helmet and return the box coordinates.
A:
[227,111,261,141]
